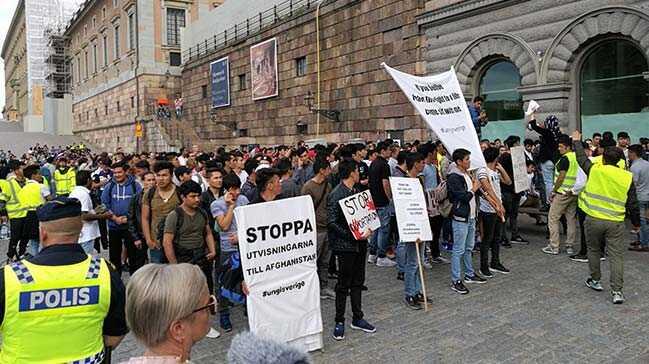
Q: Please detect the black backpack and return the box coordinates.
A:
[159,206,210,265]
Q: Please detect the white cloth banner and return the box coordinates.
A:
[235,196,323,351]
[510,146,530,193]
[382,63,486,169]
[339,190,381,240]
[390,177,432,242]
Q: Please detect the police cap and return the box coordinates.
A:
[36,197,82,222]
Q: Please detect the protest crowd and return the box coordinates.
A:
[1,97,649,362]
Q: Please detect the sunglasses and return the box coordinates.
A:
[189,295,217,316]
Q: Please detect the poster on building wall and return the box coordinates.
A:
[382,63,487,169]
[250,38,278,100]
[210,57,230,108]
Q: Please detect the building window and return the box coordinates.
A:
[478,60,523,123]
[102,34,108,67]
[105,104,108,115]
[113,24,120,59]
[84,50,89,79]
[70,60,74,84]
[113,0,118,7]
[169,52,181,66]
[95,109,98,117]
[84,25,87,36]
[86,110,89,120]
[238,74,246,90]
[131,96,135,108]
[238,129,248,137]
[201,85,208,98]
[127,10,136,50]
[92,42,98,74]
[117,101,120,112]
[295,56,307,77]
[92,16,96,28]
[102,7,106,19]
[166,8,185,46]
[580,39,649,139]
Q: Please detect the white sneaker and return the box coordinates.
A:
[206,327,221,338]
[367,254,377,264]
[376,257,397,267]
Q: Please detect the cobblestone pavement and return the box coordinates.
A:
[3,215,649,363]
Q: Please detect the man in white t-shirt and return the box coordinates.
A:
[69,170,112,254]
[477,147,511,278]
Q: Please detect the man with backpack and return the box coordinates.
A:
[101,160,143,274]
[141,161,181,263]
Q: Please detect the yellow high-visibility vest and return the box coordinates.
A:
[0,255,111,363]
[0,178,27,219]
[578,164,632,222]
[554,151,578,194]
[53,169,76,196]
[591,155,626,169]
[18,180,45,211]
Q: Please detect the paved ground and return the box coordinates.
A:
[3,215,649,363]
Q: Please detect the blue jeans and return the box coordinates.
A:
[397,240,405,273]
[28,239,40,257]
[540,160,554,205]
[80,240,95,254]
[451,218,476,282]
[370,203,393,257]
[149,248,164,263]
[640,201,649,247]
[401,241,422,297]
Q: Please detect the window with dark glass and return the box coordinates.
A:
[238,74,246,90]
[478,60,524,122]
[295,56,307,77]
[169,52,181,66]
[202,85,208,99]
[128,11,136,50]
[166,8,185,46]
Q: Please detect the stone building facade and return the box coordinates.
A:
[66,0,224,152]
[179,0,649,148]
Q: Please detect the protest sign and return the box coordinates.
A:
[510,146,529,193]
[338,190,380,240]
[390,177,432,242]
[235,196,322,351]
[382,63,486,169]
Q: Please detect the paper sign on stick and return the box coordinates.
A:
[338,190,381,240]
[390,177,432,242]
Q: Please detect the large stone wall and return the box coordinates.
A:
[181,0,428,147]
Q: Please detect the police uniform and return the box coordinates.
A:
[53,167,76,197]
[1,177,29,260]
[0,198,128,363]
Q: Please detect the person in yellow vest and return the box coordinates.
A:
[53,156,76,197]
[18,165,51,257]
[2,160,29,261]
[591,136,627,169]
[542,135,579,255]
[0,197,127,363]
[572,130,641,304]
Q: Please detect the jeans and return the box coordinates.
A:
[397,241,405,273]
[80,240,95,254]
[316,231,330,288]
[451,218,476,282]
[479,212,502,271]
[217,250,235,314]
[540,160,554,205]
[429,215,443,259]
[28,239,41,257]
[402,241,422,297]
[149,248,164,263]
[369,203,393,258]
[334,243,367,323]
[639,201,649,247]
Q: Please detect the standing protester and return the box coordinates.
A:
[529,116,560,209]
[301,157,335,300]
[3,160,29,260]
[572,131,640,304]
[141,161,181,263]
[0,197,127,362]
[543,134,578,255]
[101,160,144,274]
[211,174,249,332]
[277,158,301,199]
[499,136,528,246]
[476,147,510,277]
[292,147,314,188]
[128,171,156,255]
[241,159,260,202]
[467,96,488,139]
[420,143,449,265]
[53,157,76,197]
[70,170,113,254]
[447,149,486,294]
[328,160,376,341]
[368,142,396,267]
[200,167,224,242]
[19,165,50,257]
[628,144,649,252]
[250,168,282,204]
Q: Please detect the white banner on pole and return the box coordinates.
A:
[510,146,530,193]
[339,190,381,240]
[235,196,323,351]
[382,63,487,169]
[390,177,432,242]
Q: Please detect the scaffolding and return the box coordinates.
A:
[44,28,70,98]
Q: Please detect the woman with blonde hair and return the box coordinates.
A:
[123,263,216,363]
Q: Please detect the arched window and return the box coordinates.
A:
[477,60,524,139]
[580,39,649,141]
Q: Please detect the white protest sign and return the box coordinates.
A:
[382,63,486,169]
[510,146,529,193]
[390,177,432,242]
[338,190,381,240]
[235,196,322,351]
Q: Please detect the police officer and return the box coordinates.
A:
[53,156,76,197]
[0,197,127,362]
[572,131,641,305]
[18,165,51,256]
[1,160,29,261]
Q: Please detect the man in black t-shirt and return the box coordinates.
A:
[367,142,396,267]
